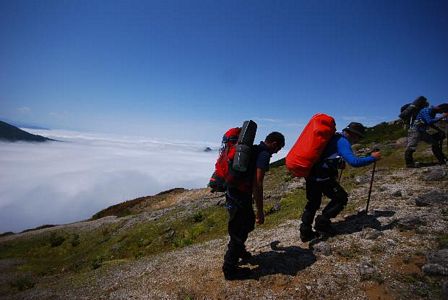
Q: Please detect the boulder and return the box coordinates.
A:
[421,167,447,181]
[312,242,332,256]
[397,215,426,230]
[415,190,448,207]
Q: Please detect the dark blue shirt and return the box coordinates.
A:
[256,141,272,172]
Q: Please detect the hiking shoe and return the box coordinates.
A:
[239,250,252,263]
[314,216,338,236]
[300,229,320,242]
[222,266,252,280]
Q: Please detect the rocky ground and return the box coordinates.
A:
[1,163,447,299]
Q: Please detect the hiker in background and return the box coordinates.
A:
[404,103,448,167]
[299,122,381,242]
[223,132,285,280]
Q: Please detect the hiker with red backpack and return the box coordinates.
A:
[286,116,381,242]
[210,123,284,280]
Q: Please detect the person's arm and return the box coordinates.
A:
[421,108,445,125]
[253,168,265,225]
[337,137,377,167]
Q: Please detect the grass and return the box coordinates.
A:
[436,234,448,249]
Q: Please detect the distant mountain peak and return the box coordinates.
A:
[0,120,53,142]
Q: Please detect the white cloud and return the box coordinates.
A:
[17,107,31,114]
[0,129,219,232]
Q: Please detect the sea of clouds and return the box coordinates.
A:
[0,129,222,233]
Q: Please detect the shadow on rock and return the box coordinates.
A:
[247,241,316,279]
[333,210,397,235]
[310,210,398,246]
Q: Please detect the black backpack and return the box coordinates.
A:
[399,96,429,127]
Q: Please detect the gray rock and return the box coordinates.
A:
[427,249,448,267]
[415,190,448,207]
[422,263,448,276]
[422,249,448,276]
[359,262,379,281]
[397,215,426,230]
[312,242,332,256]
[391,190,402,197]
[421,167,447,181]
[386,239,396,246]
[361,228,383,240]
[287,178,305,190]
[442,281,448,299]
[355,175,370,185]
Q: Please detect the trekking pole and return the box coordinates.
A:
[365,161,376,215]
[365,148,380,214]
[338,169,344,183]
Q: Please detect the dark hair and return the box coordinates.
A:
[265,131,285,147]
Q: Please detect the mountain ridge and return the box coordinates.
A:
[0,120,53,142]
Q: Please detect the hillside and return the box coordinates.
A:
[0,120,447,299]
[0,120,52,142]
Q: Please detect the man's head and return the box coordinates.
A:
[343,122,366,143]
[264,131,285,154]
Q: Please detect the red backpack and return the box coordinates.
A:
[209,124,256,193]
[286,113,336,177]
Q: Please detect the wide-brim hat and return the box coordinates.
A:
[437,103,448,113]
[343,122,366,138]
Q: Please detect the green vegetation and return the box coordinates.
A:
[263,189,307,228]
[436,234,448,249]
[361,121,407,145]
[10,277,35,291]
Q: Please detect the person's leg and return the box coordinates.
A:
[315,179,348,235]
[300,179,322,241]
[421,131,447,164]
[223,193,253,279]
[405,129,419,167]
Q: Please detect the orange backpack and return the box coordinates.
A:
[286,114,336,177]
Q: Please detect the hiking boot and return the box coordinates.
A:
[239,250,252,263]
[300,228,320,242]
[314,216,337,236]
[406,163,417,168]
[222,265,252,280]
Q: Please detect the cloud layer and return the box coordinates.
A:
[0,129,219,232]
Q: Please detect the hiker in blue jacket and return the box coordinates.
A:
[300,122,381,242]
[404,103,448,167]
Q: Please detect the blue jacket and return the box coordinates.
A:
[310,133,376,180]
[413,107,444,132]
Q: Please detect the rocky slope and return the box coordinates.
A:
[1,161,447,299]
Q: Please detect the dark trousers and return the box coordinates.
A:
[300,178,348,230]
[223,191,255,268]
[405,128,446,165]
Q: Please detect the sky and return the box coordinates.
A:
[1,0,447,145]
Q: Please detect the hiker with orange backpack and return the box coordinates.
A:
[211,123,284,280]
[286,117,380,242]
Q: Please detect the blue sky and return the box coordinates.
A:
[1,0,447,146]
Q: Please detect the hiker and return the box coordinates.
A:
[223,132,285,280]
[299,122,381,242]
[404,103,448,167]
